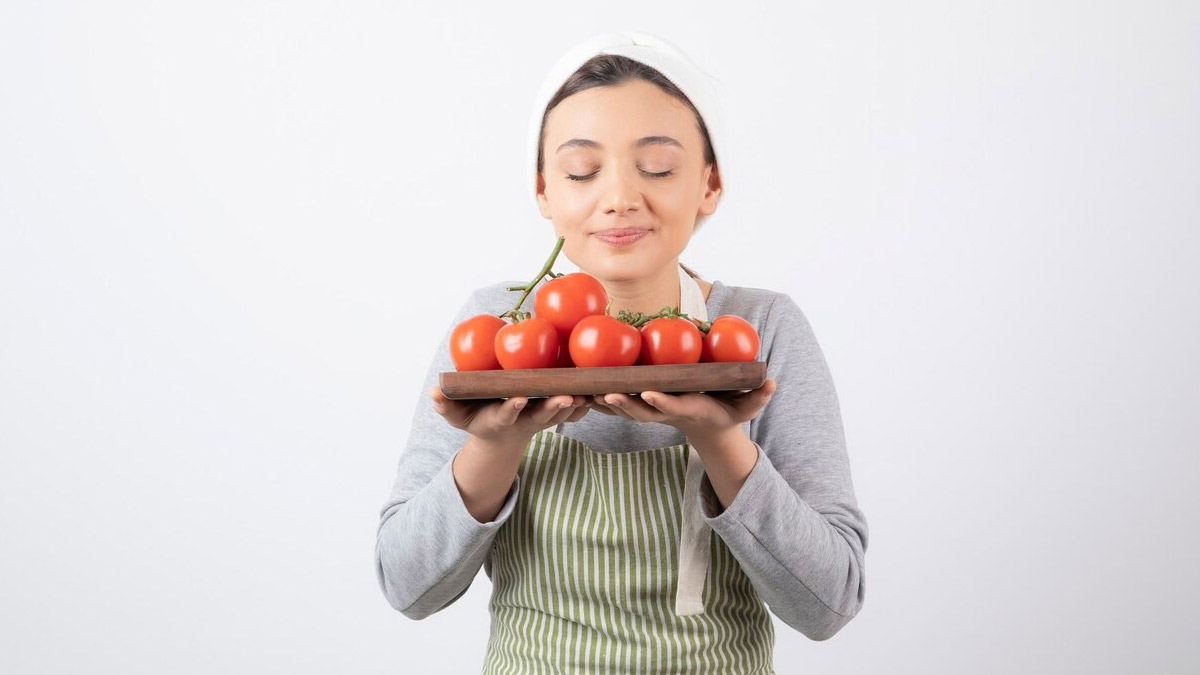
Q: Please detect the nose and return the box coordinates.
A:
[602,164,642,216]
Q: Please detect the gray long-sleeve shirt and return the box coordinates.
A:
[375,278,868,640]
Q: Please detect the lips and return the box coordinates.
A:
[592,228,650,246]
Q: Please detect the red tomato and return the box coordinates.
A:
[533,273,608,341]
[494,317,560,370]
[639,317,703,365]
[701,315,760,363]
[448,314,506,371]
[569,315,641,368]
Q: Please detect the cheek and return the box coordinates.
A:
[648,183,698,217]
[546,202,588,246]
[546,183,585,213]
[548,194,592,229]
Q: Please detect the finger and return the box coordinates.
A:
[547,404,581,427]
[763,378,778,398]
[639,390,692,417]
[588,395,627,419]
[545,394,577,409]
[430,387,476,428]
[529,396,575,425]
[606,405,637,421]
[431,386,448,413]
[564,404,591,423]
[588,399,622,417]
[545,396,588,426]
[431,386,455,414]
[495,397,528,427]
[602,393,664,423]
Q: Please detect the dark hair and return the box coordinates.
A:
[535,54,717,175]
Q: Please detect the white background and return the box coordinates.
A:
[2,1,1197,673]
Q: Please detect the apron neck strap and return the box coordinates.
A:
[678,265,708,322]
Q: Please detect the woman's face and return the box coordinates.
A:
[536,80,721,285]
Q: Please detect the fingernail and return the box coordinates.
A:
[514,400,526,411]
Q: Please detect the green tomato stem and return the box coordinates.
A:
[498,235,566,321]
[615,305,700,328]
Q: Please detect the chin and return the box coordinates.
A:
[585,256,655,283]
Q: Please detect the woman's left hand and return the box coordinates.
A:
[590,378,776,442]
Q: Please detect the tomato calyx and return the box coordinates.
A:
[614,305,699,329]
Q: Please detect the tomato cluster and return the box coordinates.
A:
[449,282,760,372]
[446,238,760,372]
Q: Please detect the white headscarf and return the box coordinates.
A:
[526,31,728,227]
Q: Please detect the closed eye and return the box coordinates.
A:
[565,169,675,181]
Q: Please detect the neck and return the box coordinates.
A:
[604,263,682,316]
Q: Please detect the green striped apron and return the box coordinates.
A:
[482,267,775,673]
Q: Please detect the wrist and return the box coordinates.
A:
[463,432,531,461]
[453,435,528,523]
[685,424,748,455]
[687,426,758,511]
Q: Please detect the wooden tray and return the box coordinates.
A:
[440,362,767,400]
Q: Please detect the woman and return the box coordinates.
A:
[376,31,867,673]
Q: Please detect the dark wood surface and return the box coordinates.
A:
[439,362,767,400]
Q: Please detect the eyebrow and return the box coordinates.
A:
[556,136,684,153]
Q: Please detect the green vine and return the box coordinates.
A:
[614,305,710,332]
[492,235,713,333]
[499,236,565,322]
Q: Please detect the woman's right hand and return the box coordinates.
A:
[430,387,589,453]
[432,387,589,522]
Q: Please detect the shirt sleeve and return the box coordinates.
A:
[697,292,868,640]
[374,287,522,620]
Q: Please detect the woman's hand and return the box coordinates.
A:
[590,379,777,510]
[432,387,589,523]
[431,387,590,453]
[589,378,776,443]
